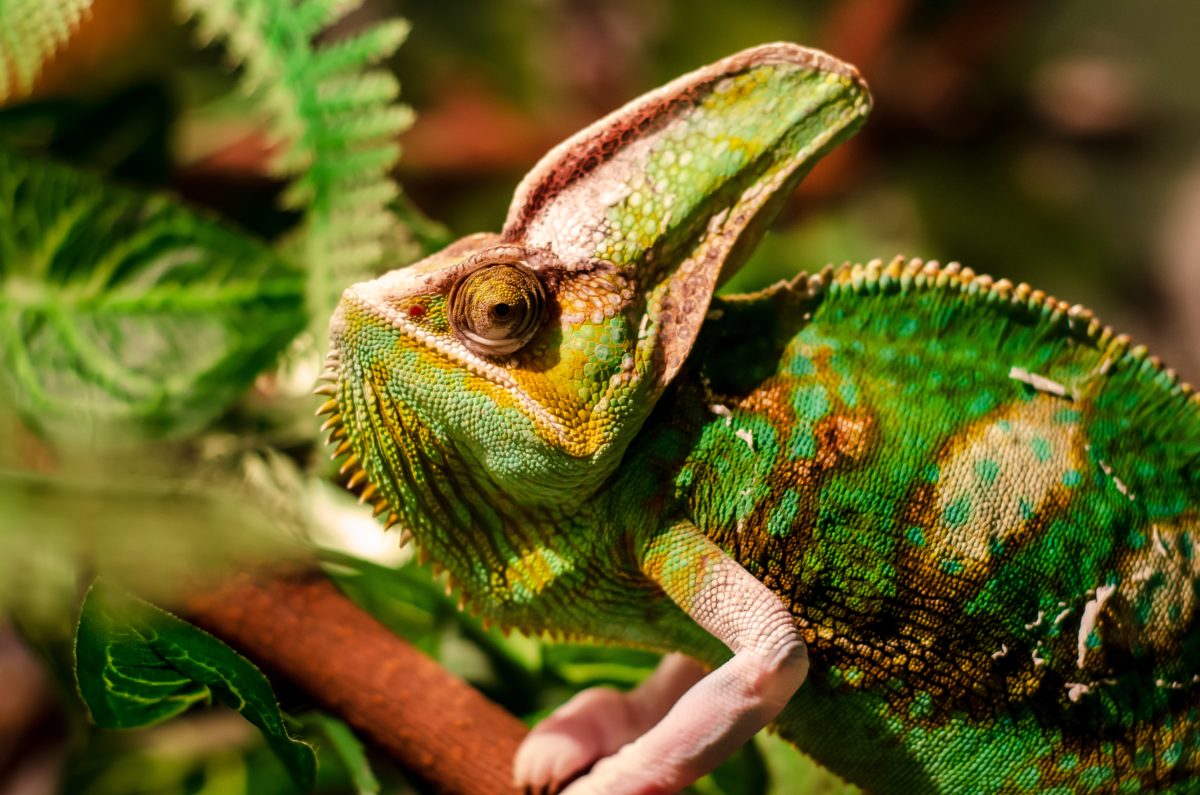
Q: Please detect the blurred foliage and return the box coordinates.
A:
[2,0,1198,793]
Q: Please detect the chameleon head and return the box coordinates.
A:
[322,42,870,581]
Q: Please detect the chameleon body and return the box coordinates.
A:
[320,44,1200,794]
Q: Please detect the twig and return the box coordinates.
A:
[185,570,527,795]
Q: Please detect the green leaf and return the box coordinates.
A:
[74,579,316,791]
[0,146,306,439]
[301,713,379,795]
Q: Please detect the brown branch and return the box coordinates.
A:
[185,570,527,795]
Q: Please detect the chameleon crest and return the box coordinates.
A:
[322,43,1200,795]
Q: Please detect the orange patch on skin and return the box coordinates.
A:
[813,412,876,469]
[738,379,797,427]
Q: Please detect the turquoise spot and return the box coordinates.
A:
[1058,753,1079,771]
[996,419,1013,432]
[1086,630,1101,650]
[941,559,964,576]
[838,380,859,407]
[1055,408,1082,424]
[1063,470,1082,487]
[789,355,815,376]
[1127,530,1146,550]
[792,384,830,422]
[1146,493,1188,519]
[923,463,940,484]
[767,489,800,537]
[943,496,972,528]
[898,317,920,336]
[1169,604,1182,621]
[790,430,816,459]
[968,391,995,416]
[1018,498,1035,521]
[974,458,1000,485]
[1132,598,1153,627]
[1031,436,1053,463]
[906,526,927,547]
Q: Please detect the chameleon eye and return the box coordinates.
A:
[448,261,547,355]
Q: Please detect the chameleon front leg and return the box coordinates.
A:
[525,521,808,795]
[513,652,707,792]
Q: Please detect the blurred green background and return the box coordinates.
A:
[2,0,1198,793]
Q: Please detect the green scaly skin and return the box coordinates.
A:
[319,43,1200,794]
[620,261,1200,793]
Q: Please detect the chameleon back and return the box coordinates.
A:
[634,256,1200,793]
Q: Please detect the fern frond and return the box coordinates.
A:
[176,0,414,327]
[0,0,94,101]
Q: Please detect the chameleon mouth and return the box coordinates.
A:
[313,348,408,539]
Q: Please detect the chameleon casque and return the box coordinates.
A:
[317,43,1200,794]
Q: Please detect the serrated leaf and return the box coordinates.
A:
[0,146,306,439]
[74,579,316,791]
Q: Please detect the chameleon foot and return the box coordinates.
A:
[514,654,707,793]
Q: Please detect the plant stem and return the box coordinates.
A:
[185,570,526,795]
